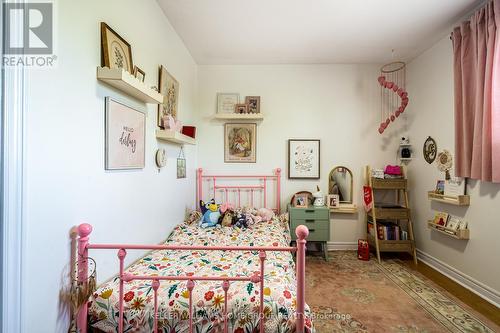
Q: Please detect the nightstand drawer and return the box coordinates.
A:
[291,226,329,241]
[289,207,329,220]
[291,218,329,230]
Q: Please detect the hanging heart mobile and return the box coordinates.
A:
[377,61,409,134]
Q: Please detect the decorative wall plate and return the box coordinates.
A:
[423,136,437,164]
[155,148,167,168]
[436,149,453,180]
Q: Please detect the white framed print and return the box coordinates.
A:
[288,139,320,179]
[217,93,240,114]
[105,97,146,170]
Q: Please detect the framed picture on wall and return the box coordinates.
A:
[101,22,133,73]
[105,97,146,170]
[224,123,257,163]
[217,93,240,114]
[158,65,179,128]
[288,139,320,179]
[245,96,260,113]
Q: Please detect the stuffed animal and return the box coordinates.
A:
[219,202,234,214]
[257,208,274,222]
[185,210,202,225]
[221,212,233,227]
[199,199,221,228]
[233,210,249,229]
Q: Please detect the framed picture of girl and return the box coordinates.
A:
[224,123,257,163]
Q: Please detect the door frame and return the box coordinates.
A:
[1,1,27,332]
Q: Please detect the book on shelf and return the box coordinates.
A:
[444,177,466,196]
[432,212,449,226]
[368,221,402,241]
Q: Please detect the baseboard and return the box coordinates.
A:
[327,241,358,251]
[417,249,500,308]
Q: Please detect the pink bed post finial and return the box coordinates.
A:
[295,225,309,333]
[77,223,92,333]
[152,279,160,333]
[275,168,281,213]
[117,248,127,333]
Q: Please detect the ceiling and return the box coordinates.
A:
[157,0,481,65]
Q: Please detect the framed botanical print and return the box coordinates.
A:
[158,65,179,128]
[101,22,133,73]
[105,97,145,170]
[288,139,320,179]
[217,93,240,114]
[224,123,257,163]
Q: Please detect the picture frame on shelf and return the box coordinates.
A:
[217,93,240,114]
[133,65,145,82]
[101,22,133,73]
[158,65,179,128]
[293,193,309,208]
[446,215,461,231]
[327,194,340,208]
[245,96,261,114]
[105,97,145,170]
[444,177,466,196]
[432,212,449,226]
[288,139,320,179]
[234,103,248,114]
[224,123,257,163]
[435,180,445,195]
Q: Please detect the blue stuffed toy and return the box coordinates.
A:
[199,199,221,228]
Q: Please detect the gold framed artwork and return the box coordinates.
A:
[158,65,179,128]
[100,22,133,73]
[245,96,261,113]
[224,123,257,163]
[133,65,145,82]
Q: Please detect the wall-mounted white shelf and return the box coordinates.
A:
[97,67,163,104]
[427,191,470,206]
[330,205,358,214]
[156,129,196,145]
[214,113,264,120]
[427,221,469,240]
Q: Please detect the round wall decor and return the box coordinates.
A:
[423,136,437,164]
[155,148,167,168]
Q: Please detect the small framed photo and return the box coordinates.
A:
[293,193,309,208]
[435,180,445,195]
[245,96,261,114]
[217,93,240,114]
[101,22,133,73]
[327,194,340,208]
[235,103,248,114]
[133,66,145,82]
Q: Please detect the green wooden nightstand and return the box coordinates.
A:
[288,204,330,260]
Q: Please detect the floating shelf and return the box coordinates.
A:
[156,129,196,145]
[427,221,469,240]
[427,191,470,206]
[97,67,163,104]
[214,113,264,120]
[330,205,358,214]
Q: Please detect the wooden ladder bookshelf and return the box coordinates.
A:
[365,166,417,264]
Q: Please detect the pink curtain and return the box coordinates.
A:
[452,0,499,182]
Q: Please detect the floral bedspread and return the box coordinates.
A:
[88,217,314,332]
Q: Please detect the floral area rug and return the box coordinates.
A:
[305,251,499,333]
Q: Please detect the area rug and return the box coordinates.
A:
[305,251,499,333]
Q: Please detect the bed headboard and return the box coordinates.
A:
[196,168,282,213]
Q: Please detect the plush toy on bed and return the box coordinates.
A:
[199,199,221,228]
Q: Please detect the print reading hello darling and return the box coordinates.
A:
[119,126,137,153]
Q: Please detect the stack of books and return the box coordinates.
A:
[368,221,407,240]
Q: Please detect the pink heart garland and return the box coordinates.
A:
[376,78,410,134]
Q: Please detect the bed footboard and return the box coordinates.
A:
[76,223,309,333]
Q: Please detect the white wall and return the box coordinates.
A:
[197,64,402,245]
[406,37,500,299]
[23,1,198,332]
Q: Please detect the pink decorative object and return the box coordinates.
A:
[219,202,234,214]
[377,76,386,85]
[381,122,387,129]
[167,115,183,132]
[395,111,401,117]
[386,82,394,89]
[257,207,275,221]
[391,115,395,121]
[378,127,384,134]
[392,84,399,92]
[385,118,391,125]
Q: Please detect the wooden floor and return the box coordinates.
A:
[385,253,500,326]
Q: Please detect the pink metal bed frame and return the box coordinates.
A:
[76,169,309,333]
